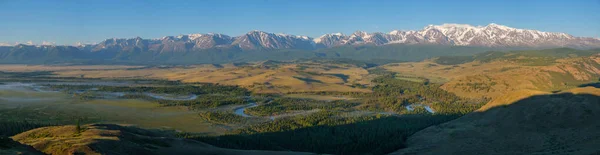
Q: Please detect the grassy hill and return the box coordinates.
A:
[435,48,600,65]
[11,124,314,155]
[383,48,600,99]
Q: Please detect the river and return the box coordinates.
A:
[405,104,435,113]
[233,103,258,117]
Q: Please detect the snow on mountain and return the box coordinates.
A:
[88,23,600,52]
[0,42,12,46]
[232,30,315,50]
[400,23,593,47]
[313,23,600,48]
[314,33,349,48]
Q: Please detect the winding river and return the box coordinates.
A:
[405,104,435,113]
[233,103,258,117]
[143,93,198,101]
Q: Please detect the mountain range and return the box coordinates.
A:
[89,23,600,51]
[1,23,599,64]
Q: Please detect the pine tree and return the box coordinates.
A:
[75,118,81,134]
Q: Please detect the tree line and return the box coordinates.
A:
[188,111,460,155]
[245,98,359,116]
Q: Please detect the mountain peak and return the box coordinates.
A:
[352,31,368,36]
[487,23,501,27]
[314,33,348,44]
[187,33,203,40]
[247,30,268,34]
[276,33,311,40]
[485,23,515,31]
[316,23,599,48]
[319,33,345,38]
[433,23,479,29]
[13,23,600,48]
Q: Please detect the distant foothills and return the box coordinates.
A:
[1,23,599,65]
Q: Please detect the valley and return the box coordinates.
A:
[1,48,599,154]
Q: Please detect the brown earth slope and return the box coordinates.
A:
[12,124,315,155]
[392,87,600,155]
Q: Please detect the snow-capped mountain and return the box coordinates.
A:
[3,24,600,65]
[92,33,236,53]
[314,23,600,48]
[190,33,235,49]
[232,30,315,50]
[416,23,594,47]
[314,33,348,48]
[91,31,317,53]
[68,23,600,53]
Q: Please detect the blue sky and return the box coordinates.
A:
[0,0,599,45]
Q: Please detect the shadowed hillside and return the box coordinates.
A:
[579,82,600,88]
[188,113,460,155]
[1,121,54,155]
[0,137,43,155]
[392,87,600,154]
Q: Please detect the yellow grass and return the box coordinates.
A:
[12,124,314,155]
[0,62,373,94]
[382,54,600,100]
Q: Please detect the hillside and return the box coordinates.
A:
[392,87,600,154]
[383,48,600,99]
[3,48,598,96]
[0,137,43,155]
[11,124,314,155]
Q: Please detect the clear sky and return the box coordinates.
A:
[1,0,599,45]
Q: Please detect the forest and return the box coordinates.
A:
[358,72,485,114]
[188,111,460,155]
[245,98,359,116]
[198,112,247,124]
[186,71,486,155]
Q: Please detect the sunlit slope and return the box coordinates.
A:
[383,48,600,99]
[12,124,314,155]
[392,87,600,154]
